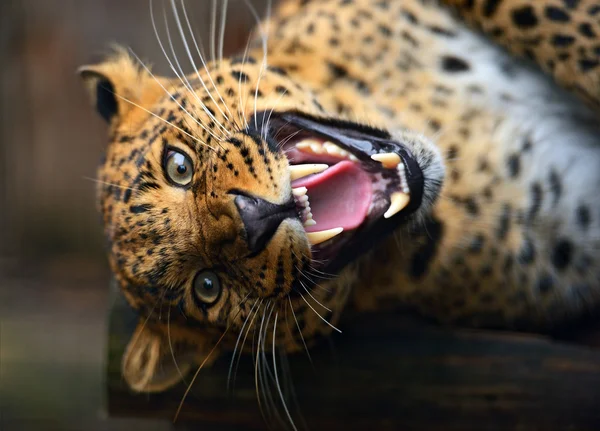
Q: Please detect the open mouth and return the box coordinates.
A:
[251,111,425,275]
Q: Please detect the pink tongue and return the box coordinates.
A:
[291,161,372,233]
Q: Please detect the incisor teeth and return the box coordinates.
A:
[371,153,401,169]
[303,219,317,227]
[292,187,307,197]
[295,139,321,150]
[306,227,344,245]
[296,139,359,162]
[289,164,329,181]
[323,141,340,152]
[384,192,410,219]
[324,141,349,158]
[310,143,324,154]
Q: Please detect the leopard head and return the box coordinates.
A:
[79,49,444,392]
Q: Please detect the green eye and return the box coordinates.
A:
[165,149,193,186]
[193,271,221,305]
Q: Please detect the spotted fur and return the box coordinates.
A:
[80,0,600,395]
[442,0,600,110]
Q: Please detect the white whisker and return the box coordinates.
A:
[155,1,231,139]
[139,5,226,144]
[160,7,228,139]
[209,0,217,64]
[261,88,289,143]
[174,293,251,422]
[236,35,255,130]
[255,300,271,426]
[179,0,236,123]
[82,176,135,191]
[298,290,342,333]
[279,347,309,430]
[288,296,313,364]
[272,311,298,431]
[242,0,271,131]
[227,297,261,392]
[260,302,282,428]
[113,90,215,151]
[218,0,229,66]
[167,306,190,386]
[298,279,331,312]
[263,90,286,129]
[278,130,302,149]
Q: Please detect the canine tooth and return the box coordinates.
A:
[371,153,401,169]
[384,192,410,219]
[306,227,344,245]
[304,219,317,227]
[289,164,329,181]
[292,187,307,197]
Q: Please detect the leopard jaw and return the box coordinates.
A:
[289,138,412,244]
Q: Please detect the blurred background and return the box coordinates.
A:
[0,1,272,429]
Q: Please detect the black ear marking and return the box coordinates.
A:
[78,67,119,123]
[95,78,118,122]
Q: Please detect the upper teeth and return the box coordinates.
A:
[296,139,358,161]
[324,141,349,158]
[371,152,410,194]
[371,153,401,169]
[296,139,322,153]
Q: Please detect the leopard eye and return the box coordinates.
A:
[193,271,221,305]
[164,149,193,186]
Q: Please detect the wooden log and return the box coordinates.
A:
[106,280,600,430]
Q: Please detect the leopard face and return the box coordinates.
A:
[79,48,444,391]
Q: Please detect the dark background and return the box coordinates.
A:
[0,1,271,429]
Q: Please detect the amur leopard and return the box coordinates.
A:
[79,0,600,405]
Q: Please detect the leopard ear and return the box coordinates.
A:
[78,48,166,125]
[122,320,200,393]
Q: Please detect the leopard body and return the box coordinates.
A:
[80,0,600,392]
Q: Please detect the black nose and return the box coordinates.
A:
[233,193,297,255]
